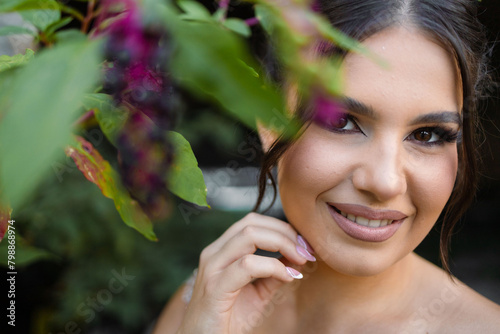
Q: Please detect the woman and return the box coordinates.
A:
[154,0,500,333]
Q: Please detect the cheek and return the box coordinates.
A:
[409,148,458,227]
[278,133,329,218]
[277,130,357,221]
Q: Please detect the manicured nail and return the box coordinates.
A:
[297,235,315,254]
[286,267,303,279]
[296,245,316,262]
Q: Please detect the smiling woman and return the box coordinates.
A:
[153,1,500,333]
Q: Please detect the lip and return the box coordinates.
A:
[327,203,407,242]
[329,203,407,221]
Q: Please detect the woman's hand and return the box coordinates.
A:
[176,212,316,334]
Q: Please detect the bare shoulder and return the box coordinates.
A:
[443,278,500,333]
[412,254,500,333]
[152,283,188,334]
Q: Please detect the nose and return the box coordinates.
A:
[352,141,407,202]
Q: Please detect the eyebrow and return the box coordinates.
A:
[340,96,461,126]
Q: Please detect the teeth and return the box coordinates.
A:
[356,216,370,226]
[340,210,393,228]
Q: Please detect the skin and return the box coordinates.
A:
[153,26,500,334]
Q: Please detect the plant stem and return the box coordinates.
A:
[58,3,85,22]
[81,0,97,33]
[218,0,230,21]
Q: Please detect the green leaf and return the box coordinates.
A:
[255,4,274,34]
[311,13,387,66]
[20,8,60,31]
[0,242,56,267]
[0,0,26,11]
[65,136,157,241]
[177,0,212,21]
[54,28,86,43]
[159,5,299,137]
[0,40,101,211]
[0,69,16,120]
[82,93,128,146]
[0,232,57,266]
[167,131,209,208]
[44,16,73,36]
[223,18,251,37]
[0,0,60,12]
[0,48,34,72]
[212,7,225,21]
[0,25,36,36]
[57,3,84,22]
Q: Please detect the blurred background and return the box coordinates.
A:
[1,0,500,333]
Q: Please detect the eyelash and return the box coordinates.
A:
[317,113,460,146]
[318,113,364,134]
[407,127,460,146]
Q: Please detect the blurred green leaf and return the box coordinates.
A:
[311,13,387,66]
[0,25,36,36]
[178,0,212,21]
[0,0,26,11]
[82,93,127,146]
[21,8,60,31]
[65,136,158,241]
[0,234,56,266]
[54,28,86,43]
[167,131,209,208]
[0,40,101,211]
[0,70,16,119]
[157,4,299,137]
[45,16,73,37]
[0,0,60,12]
[212,7,225,21]
[255,4,274,34]
[57,3,84,22]
[0,48,34,72]
[223,18,251,37]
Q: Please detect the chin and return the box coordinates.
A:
[324,255,395,277]
[311,233,410,277]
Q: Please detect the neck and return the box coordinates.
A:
[292,252,421,326]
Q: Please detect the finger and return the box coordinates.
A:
[212,254,301,295]
[202,213,302,258]
[205,225,315,273]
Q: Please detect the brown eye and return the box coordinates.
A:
[414,129,432,142]
[331,116,349,129]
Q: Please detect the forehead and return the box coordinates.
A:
[340,26,462,116]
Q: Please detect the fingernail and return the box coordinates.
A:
[297,235,315,254]
[286,267,303,279]
[296,245,316,262]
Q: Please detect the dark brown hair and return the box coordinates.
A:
[253,0,492,274]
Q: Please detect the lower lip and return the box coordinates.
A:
[327,205,404,242]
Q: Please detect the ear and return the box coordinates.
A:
[257,81,300,152]
[257,121,279,153]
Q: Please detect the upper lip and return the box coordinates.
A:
[328,203,408,221]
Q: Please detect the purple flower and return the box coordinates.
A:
[311,0,321,13]
[96,0,178,219]
[312,94,345,127]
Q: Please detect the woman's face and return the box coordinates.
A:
[278,27,461,276]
